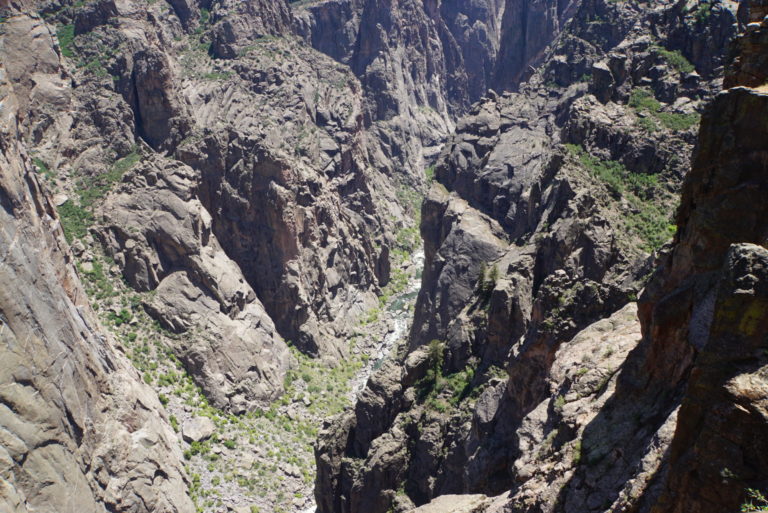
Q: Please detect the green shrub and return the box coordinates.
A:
[58,200,93,243]
[199,8,210,25]
[742,489,768,512]
[629,88,700,133]
[653,46,695,74]
[572,440,582,465]
[427,340,444,374]
[79,259,115,299]
[444,367,475,405]
[108,308,131,326]
[565,144,657,197]
[636,116,658,133]
[565,144,673,252]
[202,71,231,80]
[656,111,700,131]
[693,0,712,24]
[629,88,661,114]
[33,158,56,180]
[426,396,449,413]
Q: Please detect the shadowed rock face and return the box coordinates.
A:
[294,0,578,177]
[495,0,579,87]
[314,0,744,511]
[638,12,768,509]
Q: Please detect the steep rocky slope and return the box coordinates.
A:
[294,0,581,175]
[641,9,768,508]
[0,13,192,512]
[14,0,607,420]
[314,0,745,512]
[21,0,399,415]
[3,0,766,512]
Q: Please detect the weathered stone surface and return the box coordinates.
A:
[408,494,490,513]
[315,0,739,511]
[638,15,768,509]
[182,417,216,443]
[210,0,293,58]
[99,158,290,411]
[0,12,193,512]
[651,244,768,513]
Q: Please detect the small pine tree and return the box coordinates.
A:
[485,264,499,293]
[427,339,444,376]
[477,262,487,292]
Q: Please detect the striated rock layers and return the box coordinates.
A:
[314,0,748,512]
[295,0,580,175]
[0,11,193,513]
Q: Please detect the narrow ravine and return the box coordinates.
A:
[351,249,425,400]
[300,247,426,513]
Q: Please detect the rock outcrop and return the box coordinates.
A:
[294,0,582,177]
[639,10,768,508]
[99,157,290,411]
[314,0,742,511]
[0,10,193,512]
[25,0,404,410]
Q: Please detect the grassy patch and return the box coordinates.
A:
[565,144,675,252]
[57,149,141,243]
[79,258,115,299]
[202,71,231,80]
[656,111,700,131]
[564,143,658,197]
[58,200,93,243]
[33,158,56,180]
[629,88,661,112]
[57,24,75,58]
[630,88,700,132]
[280,344,363,416]
[652,46,695,74]
[78,149,140,208]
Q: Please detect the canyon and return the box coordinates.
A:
[0,0,767,512]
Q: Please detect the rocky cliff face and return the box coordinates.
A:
[3,0,766,511]
[21,0,596,417]
[294,0,584,177]
[314,0,746,511]
[641,10,768,508]
[0,9,192,512]
[0,0,423,508]
[22,0,403,414]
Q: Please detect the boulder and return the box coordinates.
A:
[181,417,216,443]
